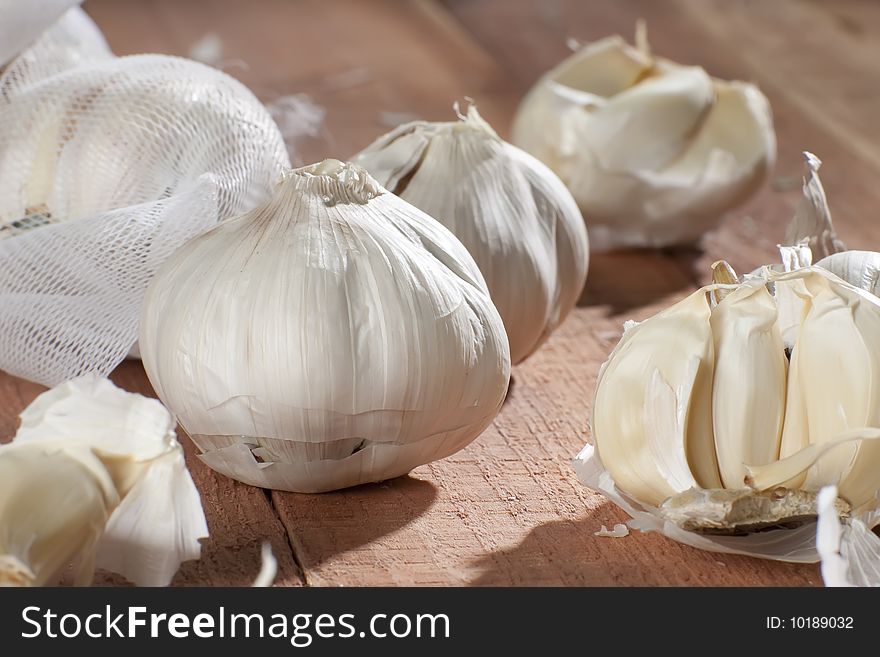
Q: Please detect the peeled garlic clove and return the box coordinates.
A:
[710,282,786,488]
[0,375,207,586]
[512,27,775,250]
[592,288,720,507]
[353,106,589,364]
[139,159,511,493]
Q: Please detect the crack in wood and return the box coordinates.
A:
[265,488,310,587]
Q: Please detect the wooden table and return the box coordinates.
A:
[5,0,878,586]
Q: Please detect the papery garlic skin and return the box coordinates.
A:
[584,267,880,557]
[0,375,208,587]
[512,33,775,250]
[140,159,511,493]
[354,106,589,364]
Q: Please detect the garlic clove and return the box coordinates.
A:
[0,375,207,586]
[746,428,880,513]
[354,106,589,364]
[816,251,880,298]
[709,281,786,488]
[580,65,715,173]
[550,36,652,102]
[777,271,880,510]
[0,448,117,586]
[592,288,720,507]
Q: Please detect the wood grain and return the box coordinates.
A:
[5,0,875,586]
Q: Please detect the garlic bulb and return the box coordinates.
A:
[354,106,589,364]
[0,375,208,586]
[576,265,880,561]
[140,159,511,493]
[512,26,775,250]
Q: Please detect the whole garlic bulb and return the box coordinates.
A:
[140,159,511,493]
[512,27,776,250]
[576,265,880,561]
[353,106,589,365]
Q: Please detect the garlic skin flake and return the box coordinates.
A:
[354,106,589,364]
[512,29,775,250]
[782,153,880,300]
[576,266,880,562]
[140,159,511,493]
[0,375,208,587]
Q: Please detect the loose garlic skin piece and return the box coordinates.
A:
[354,107,589,364]
[511,32,775,250]
[140,159,511,493]
[590,268,880,518]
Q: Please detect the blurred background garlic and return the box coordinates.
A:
[0,3,289,386]
[512,24,776,251]
[140,159,511,493]
[0,375,207,587]
[576,265,880,562]
[354,106,589,364]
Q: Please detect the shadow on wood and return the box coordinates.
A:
[578,248,705,315]
[273,475,439,575]
[467,501,820,586]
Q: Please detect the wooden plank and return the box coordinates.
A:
[5,0,873,585]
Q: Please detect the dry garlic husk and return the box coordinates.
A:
[817,485,880,586]
[512,27,775,251]
[0,375,208,586]
[140,159,511,493]
[354,106,589,364]
[779,152,880,300]
[574,265,880,562]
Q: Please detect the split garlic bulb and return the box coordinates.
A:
[0,375,207,586]
[140,159,511,493]
[512,27,775,250]
[575,266,880,561]
[354,106,589,364]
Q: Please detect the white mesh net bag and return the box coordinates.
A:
[0,3,290,385]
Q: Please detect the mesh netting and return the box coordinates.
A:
[0,5,290,385]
